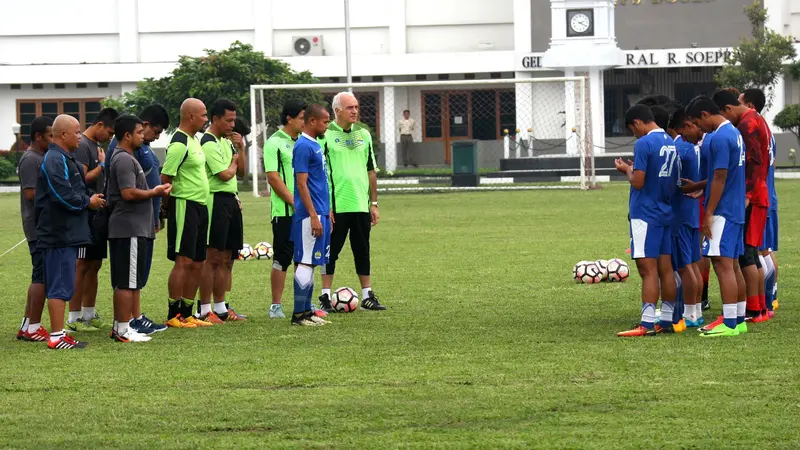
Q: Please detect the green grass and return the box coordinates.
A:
[1,182,799,449]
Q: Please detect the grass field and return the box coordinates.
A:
[1,182,798,449]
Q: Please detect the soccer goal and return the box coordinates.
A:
[248,76,596,196]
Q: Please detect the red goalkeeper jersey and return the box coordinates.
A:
[737,109,770,208]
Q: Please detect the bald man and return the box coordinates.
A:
[161,98,211,328]
[34,115,105,349]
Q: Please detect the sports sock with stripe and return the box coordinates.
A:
[640,303,656,329]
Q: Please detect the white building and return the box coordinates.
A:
[1,0,799,167]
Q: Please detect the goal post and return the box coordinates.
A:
[249,76,596,195]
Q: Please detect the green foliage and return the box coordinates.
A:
[775,103,800,150]
[714,1,797,110]
[103,41,323,132]
[0,157,14,180]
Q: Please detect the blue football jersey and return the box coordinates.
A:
[292,134,330,219]
[675,136,700,228]
[768,133,777,211]
[630,129,678,227]
[705,121,745,224]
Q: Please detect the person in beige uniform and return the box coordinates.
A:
[398,110,416,168]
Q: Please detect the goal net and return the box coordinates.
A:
[247,77,596,196]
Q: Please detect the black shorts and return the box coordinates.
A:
[271,215,294,271]
[208,192,244,252]
[325,212,371,276]
[109,237,150,290]
[167,197,209,262]
[29,240,44,284]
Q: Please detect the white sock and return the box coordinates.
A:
[20,317,30,331]
[28,323,41,333]
[50,330,65,343]
[213,302,228,315]
[81,306,96,321]
[116,320,129,335]
[736,301,746,318]
[137,315,144,321]
[68,311,81,323]
[322,288,331,298]
[683,304,696,322]
[362,287,371,300]
[762,254,775,278]
[200,303,212,316]
[660,301,674,324]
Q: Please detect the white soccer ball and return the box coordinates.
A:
[238,243,254,261]
[253,241,274,260]
[606,258,630,282]
[574,261,602,284]
[595,259,609,281]
[331,287,359,313]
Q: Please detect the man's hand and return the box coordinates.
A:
[89,193,106,210]
[155,225,161,234]
[745,198,750,208]
[614,158,632,174]
[237,199,243,211]
[311,215,323,237]
[230,132,244,153]
[370,205,379,226]
[687,189,704,199]
[680,178,703,194]
[701,214,713,240]
[329,211,335,231]
[98,148,106,164]
[153,183,172,197]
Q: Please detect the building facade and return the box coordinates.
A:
[1,0,799,167]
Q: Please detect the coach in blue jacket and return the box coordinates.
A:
[35,115,106,350]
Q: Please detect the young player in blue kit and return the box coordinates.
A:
[684,96,747,337]
[667,107,703,328]
[291,104,333,327]
[615,104,679,337]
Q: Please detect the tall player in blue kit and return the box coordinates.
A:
[666,107,703,328]
[684,96,747,338]
[739,89,779,316]
[291,104,333,327]
[615,104,679,337]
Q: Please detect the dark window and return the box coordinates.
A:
[422,90,514,141]
[499,91,516,136]
[423,93,443,139]
[76,83,87,88]
[11,84,21,90]
[84,101,102,126]
[675,82,717,107]
[471,90,496,140]
[438,74,449,80]
[55,83,66,89]
[416,74,427,81]
[16,98,103,142]
[98,82,109,88]
[32,84,44,90]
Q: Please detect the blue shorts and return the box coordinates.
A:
[674,225,701,269]
[292,215,331,267]
[702,215,744,259]
[760,210,778,252]
[43,247,78,300]
[630,219,672,259]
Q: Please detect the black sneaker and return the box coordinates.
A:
[701,299,711,311]
[361,292,386,311]
[291,311,318,326]
[318,294,334,313]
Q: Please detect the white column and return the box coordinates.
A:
[514,72,534,154]
[382,77,397,172]
[765,75,786,129]
[117,0,139,63]
[589,68,605,156]
[254,1,274,56]
[388,0,407,54]
[564,68,578,156]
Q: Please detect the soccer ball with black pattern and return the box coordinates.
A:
[332,287,359,313]
[573,261,602,284]
[595,259,609,281]
[238,243,254,261]
[254,242,274,260]
[606,258,629,282]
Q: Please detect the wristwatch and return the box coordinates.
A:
[371,201,378,207]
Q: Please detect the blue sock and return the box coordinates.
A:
[293,274,314,315]
[673,274,684,325]
[641,303,656,329]
[765,272,775,311]
[304,286,314,312]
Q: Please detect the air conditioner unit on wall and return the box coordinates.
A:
[292,36,325,56]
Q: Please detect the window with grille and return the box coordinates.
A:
[15,98,103,144]
[422,90,515,141]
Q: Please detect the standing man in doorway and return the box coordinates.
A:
[70,107,119,332]
[318,92,386,312]
[398,109,417,168]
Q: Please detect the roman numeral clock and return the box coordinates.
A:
[567,9,594,37]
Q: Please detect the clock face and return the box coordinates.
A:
[570,13,591,34]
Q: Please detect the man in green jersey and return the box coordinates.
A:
[319,92,386,311]
[161,98,211,328]
[197,99,247,324]
[264,100,306,319]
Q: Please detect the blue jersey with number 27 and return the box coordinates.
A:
[630,128,678,227]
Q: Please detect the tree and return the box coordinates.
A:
[103,41,323,133]
[775,104,800,150]
[714,1,797,111]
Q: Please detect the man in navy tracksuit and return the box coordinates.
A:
[35,115,106,350]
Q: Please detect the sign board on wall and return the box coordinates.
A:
[515,47,733,71]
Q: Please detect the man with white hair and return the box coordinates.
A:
[318,92,386,311]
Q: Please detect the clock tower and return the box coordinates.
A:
[543,0,625,156]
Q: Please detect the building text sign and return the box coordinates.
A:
[516,48,731,71]
[615,0,715,5]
